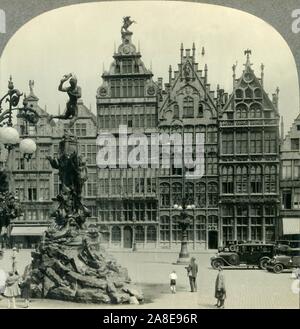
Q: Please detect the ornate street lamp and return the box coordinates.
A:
[174,201,195,264]
[0,77,39,247]
[0,126,20,151]
[0,76,39,157]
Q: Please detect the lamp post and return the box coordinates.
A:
[0,77,39,157]
[0,77,39,244]
[174,201,195,264]
[172,129,196,264]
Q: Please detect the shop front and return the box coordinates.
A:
[9,225,48,249]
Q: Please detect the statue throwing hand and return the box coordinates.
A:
[49,74,81,127]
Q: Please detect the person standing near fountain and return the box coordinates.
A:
[4,271,20,308]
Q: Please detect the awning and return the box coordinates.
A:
[10,226,48,236]
[282,218,300,235]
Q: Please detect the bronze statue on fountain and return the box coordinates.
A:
[29,66,142,305]
[45,132,90,243]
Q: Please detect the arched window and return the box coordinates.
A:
[196,183,206,208]
[198,103,204,118]
[172,182,182,205]
[236,103,247,119]
[222,166,233,194]
[265,165,277,193]
[147,226,157,242]
[235,89,243,99]
[250,103,262,118]
[135,226,144,242]
[254,88,262,98]
[111,226,121,242]
[245,87,253,98]
[160,183,170,207]
[236,166,248,193]
[174,104,179,119]
[208,183,218,207]
[185,182,194,204]
[183,96,194,118]
[160,216,170,242]
[250,165,262,193]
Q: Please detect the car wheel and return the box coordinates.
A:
[259,258,270,270]
[273,264,284,274]
[229,245,237,252]
[211,259,224,269]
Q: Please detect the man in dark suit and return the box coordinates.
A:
[186,257,198,292]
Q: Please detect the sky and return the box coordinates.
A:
[0,1,299,133]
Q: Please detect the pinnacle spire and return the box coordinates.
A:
[244,49,252,68]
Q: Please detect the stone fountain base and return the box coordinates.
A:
[29,229,143,305]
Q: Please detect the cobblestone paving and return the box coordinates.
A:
[0,249,299,309]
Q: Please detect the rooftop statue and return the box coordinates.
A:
[121,16,136,37]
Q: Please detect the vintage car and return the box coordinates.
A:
[211,243,275,270]
[266,248,300,273]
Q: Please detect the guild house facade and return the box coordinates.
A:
[5,25,287,250]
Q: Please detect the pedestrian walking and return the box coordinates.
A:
[185,257,198,292]
[20,263,32,308]
[12,247,18,273]
[4,271,21,308]
[215,267,226,308]
[169,270,177,294]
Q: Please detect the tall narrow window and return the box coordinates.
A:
[123,59,132,73]
[236,104,247,119]
[236,131,248,154]
[160,183,170,207]
[250,131,262,153]
[183,96,194,118]
[174,104,179,119]
[172,183,182,204]
[250,103,262,118]
[196,183,206,207]
[265,165,277,193]
[222,132,234,154]
[236,166,248,193]
[185,182,194,204]
[291,138,300,151]
[222,166,234,194]
[208,183,218,207]
[264,131,277,153]
[198,103,204,118]
[250,165,262,193]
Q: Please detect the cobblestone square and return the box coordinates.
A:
[0,249,298,309]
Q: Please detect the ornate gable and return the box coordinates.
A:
[221,50,279,121]
[158,44,219,125]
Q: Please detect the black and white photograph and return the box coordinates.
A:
[0,0,299,312]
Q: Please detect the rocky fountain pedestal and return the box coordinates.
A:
[29,132,143,305]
